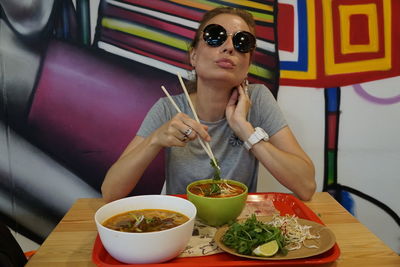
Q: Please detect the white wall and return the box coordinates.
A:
[257,80,400,254]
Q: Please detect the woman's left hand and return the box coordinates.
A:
[225,81,253,140]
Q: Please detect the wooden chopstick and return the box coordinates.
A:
[161,85,214,161]
[161,86,181,113]
[176,72,220,170]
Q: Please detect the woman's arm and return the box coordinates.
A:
[226,85,316,201]
[248,126,316,201]
[101,135,161,202]
[101,113,210,202]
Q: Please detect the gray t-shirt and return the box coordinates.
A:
[137,84,287,194]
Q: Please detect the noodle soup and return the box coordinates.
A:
[188,181,245,198]
[187,179,248,226]
[103,209,189,233]
[94,195,196,264]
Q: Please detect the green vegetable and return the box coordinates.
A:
[145,217,154,224]
[204,182,221,197]
[210,158,221,180]
[203,158,221,197]
[222,214,287,256]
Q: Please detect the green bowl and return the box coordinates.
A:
[186,179,248,227]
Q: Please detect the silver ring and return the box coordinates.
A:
[183,127,193,136]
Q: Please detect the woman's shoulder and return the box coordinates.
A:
[248,83,276,102]
[249,83,268,90]
[248,84,287,134]
[156,93,186,107]
[171,92,187,102]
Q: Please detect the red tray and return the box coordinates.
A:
[92,193,340,266]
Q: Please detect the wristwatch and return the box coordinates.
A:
[244,127,269,151]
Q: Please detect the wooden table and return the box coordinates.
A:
[25,192,399,266]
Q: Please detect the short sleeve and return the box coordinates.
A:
[136,98,173,137]
[249,84,287,137]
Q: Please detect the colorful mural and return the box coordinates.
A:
[279,0,400,87]
[0,0,399,253]
[277,0,399,228]
[0,0,282,245]
[95,0,280,95]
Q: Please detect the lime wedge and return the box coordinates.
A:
[253,240,279,257]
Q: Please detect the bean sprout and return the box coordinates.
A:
[133,215,144,227]
[267,214,320,251]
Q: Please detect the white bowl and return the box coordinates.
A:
[94,195,196,264]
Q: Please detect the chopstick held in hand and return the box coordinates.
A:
[176,72,220,171]
[160,85,214,161]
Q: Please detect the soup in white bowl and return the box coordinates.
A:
[95,195,196,264]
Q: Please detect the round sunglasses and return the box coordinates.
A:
[202,24,256,53]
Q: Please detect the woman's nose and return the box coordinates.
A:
[220,36,234,54]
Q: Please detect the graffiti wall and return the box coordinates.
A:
[0,0,398,253]
[262,0,400,253]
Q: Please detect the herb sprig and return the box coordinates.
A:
[222,214,287,256]
[203,182,221,197]
[210,158,221,180]
[208,158,222,196]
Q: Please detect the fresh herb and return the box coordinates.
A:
[204,182,221,197]
[202,158,221,196]
[145,217,155,224]
[222,214,287,256]
[210,158,221,180]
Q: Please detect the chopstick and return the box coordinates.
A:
[160,85,214,161]
[176,72,220,170]
[161,86,181,113]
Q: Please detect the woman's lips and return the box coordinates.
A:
[216,58,235,69]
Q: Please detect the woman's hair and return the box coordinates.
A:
[186,7,256,92]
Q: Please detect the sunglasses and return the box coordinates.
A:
[202,24,256,53]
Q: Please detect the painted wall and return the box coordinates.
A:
[1,0,399,255]
[258,81,400,253]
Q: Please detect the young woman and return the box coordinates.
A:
[101,7,316,202]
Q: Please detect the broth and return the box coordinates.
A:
[189,182,245,198]
[102,209,189,233]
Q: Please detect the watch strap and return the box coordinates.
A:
[244,127,269,151]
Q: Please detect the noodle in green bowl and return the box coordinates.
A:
[186,179,248,226]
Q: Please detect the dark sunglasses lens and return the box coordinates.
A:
[203,24,227,47]
[233,31,256,53]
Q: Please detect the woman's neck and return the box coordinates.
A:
[190,81,232,122]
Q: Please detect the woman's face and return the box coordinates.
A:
[190,14,253,89]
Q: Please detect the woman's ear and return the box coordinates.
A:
[189,48,197,68]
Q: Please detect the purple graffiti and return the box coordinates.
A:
[353,84,400,105]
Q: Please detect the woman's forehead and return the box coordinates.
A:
[205,14,251,33]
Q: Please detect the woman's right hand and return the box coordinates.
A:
[150,112,211,148]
